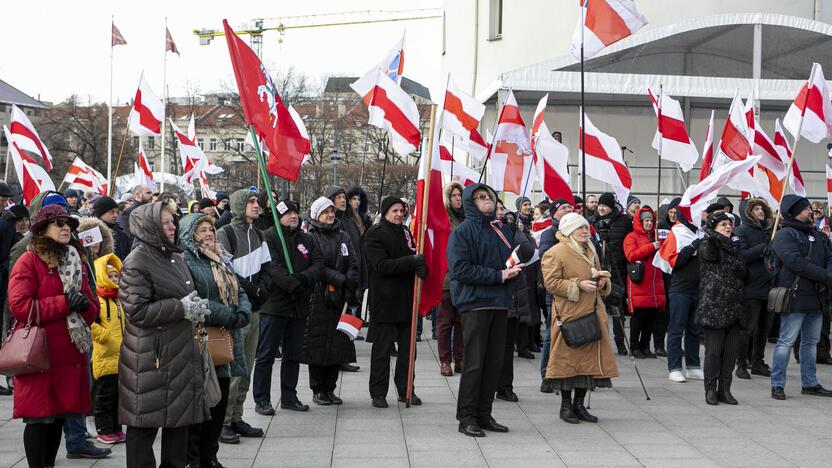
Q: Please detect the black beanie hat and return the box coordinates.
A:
[704,203,724,215]
[788,197,811,218]
[707,211,733,230]
[92,196,119,219]
[198,198,215,210]
[598,192,616,209]
[380,196,405,217]
[275,199,299,219]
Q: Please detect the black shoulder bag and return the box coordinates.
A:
[767,240,813,314]
[556,288,602,348]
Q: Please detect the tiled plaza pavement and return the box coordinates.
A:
[1,326,832,467]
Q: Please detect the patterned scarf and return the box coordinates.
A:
[57,245,92,354]
[199,245,239,306]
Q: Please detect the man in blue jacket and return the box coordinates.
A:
[447,184,524,438]
[770,194,832,400]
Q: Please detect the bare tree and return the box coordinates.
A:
[41,95,110,179]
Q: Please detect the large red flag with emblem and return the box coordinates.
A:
[223,20,309,181]
[413,135,451,315]
[487,90,534,196]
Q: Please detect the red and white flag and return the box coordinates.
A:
[437,142,478,187]
[3,126,55,206]
[572,0,647,59]
[719,92,752,162]
[826,165,832,209]
[198,169,217,201]
[744,97,788,179]
[783,62,832,143]
[652,222,702,274]
[487,90,534,196]
[62,157,108,195]
[112,23,127,47]
[685,156,761,225]
[223,20,310,181]
[134,139,156,191]
[579,111,632,205]
[774,119,806,197]
[379,33,405,85]
[699,110,715,182]
[9,104,54,171]
[648,88,698,172]
[413,139,451,315]
[337,313,364,341]
[172,117,223,184]
[165,27,179,55]
[351,66,421,158]
[531,95,573,204]
[128,73,163,137]
[440,74,489,161]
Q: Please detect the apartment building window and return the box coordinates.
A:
[197,138,204,150]
[209,138,217,151]
[236,139,245,152]
[488,0,503,41]
[224,139,231,151]
[147,137,155,149]
[132,136,140,148]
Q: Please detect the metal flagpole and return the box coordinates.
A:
[108,15,115,188]
[160,17,168,193]
[656,84,663,208]
[478,88,508,183]
[580,3,587,216]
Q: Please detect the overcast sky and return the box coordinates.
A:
[3,0,443,105]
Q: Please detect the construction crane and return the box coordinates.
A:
[194,8,442,56]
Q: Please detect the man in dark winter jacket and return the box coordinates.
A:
[447,184,521,438]
[364,196,426,408]
[214,192,233,228]
[770,195,832,400]
[592,192,632,354]
[93,196,131,261]
[732,198,774,379]
[438,182,465,376]
[252,200,324,415]
[118,184,153,241]
[217,189,271,442]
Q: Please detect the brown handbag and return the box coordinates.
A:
[0,301,50,376]
[204,326,234,366]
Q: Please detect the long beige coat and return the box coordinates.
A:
[542,231,619,380]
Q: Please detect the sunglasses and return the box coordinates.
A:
[51,219,70,228]
[473,194,493,201]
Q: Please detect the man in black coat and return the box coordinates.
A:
[363,196,426,408]
[447,184,522,438]
[93,196,131,261]
[252,200,324,415]
[732,198,774,379]
[770,195,832,400]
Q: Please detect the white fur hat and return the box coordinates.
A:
[310,196,335,221]
[558,212,589,237]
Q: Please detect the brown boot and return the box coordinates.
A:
[440,362,453,376]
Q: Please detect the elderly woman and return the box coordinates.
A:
[542,212,619,424]
[179,213,251,467]
[118,201,210,467]
[8,205,99,467]
[304,197,360,405]
[696,211,746,406]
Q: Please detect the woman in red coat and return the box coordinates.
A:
[623,207,666,359]
[8,205,99,468]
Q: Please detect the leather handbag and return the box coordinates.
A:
[0,302,50,376]
[204,326,234,366]
[556,290,602,348]
[195,326,221,408]
[767,241,813,315]
[627,261,644,284]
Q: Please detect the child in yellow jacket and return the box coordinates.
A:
[91,253,125,444]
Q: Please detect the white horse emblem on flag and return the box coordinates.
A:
[256,64,279,128]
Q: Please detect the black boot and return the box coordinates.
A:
[559,391,580,424]
[705,389,719,405]
[735,363,751,380]
[718,389,738,405]
[572,390,598,423]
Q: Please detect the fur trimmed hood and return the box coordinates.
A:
[77,217,114,258]
[740,198,773,230]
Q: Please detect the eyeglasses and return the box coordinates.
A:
[473,194,492,201]
[52,219,69,228]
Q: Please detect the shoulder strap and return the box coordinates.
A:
[490,224,512,249]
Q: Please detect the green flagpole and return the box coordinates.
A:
[249,125,293,274]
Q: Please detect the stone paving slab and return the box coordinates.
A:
[2,324,832,467]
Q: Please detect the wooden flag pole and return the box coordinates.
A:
[405,104,436,407]
[770,65,817,241]
[656,84,663,209]
[109,110,133,197]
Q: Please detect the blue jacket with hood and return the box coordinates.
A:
[446,184,516,312]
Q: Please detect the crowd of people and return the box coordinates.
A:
[2,177,832,466]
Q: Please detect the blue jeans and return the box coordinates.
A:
[667,292,702,372]
[540,294,553,378]
[64,416,87,451]
[771,313,822,388]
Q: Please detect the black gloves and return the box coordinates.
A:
[413,254,428,278]
[343,278,359,293]
[292,273,309,288]
[226,312,250,330]
[66,291,89,312]
[291,284,308,302]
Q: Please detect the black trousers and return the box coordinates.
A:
[703,325,742,392]
[606,291,628,348]
[92,374,120,435]
[498,317,519,392]
[253,314,305,405]
[126,425,188,468]
[738,298,774,365]
[515,322,531,354]
[630,308,657,351]
[457,309,507,427]
[369,322,413,399]
[309,364,340,393]
[24,419,63,468]
[187,376,230,465]
[653,311,668,350]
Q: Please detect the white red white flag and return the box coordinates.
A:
[652,222,703,274]
[62,157,108,195]
[572,0,647,60]
[172,118,223,184]
[3,125,55,206]
[684,156,760,225]
[487,90,534,196]
[648,88,698,172]
[826,165,832,209]
[437,141,478,187]
[579,111,632,205]
[379,34,405,85]
[531,95,573,203]
[135,139,156,191]
[337,313,364,341]
[699,110,715,182]
[350,67,421,158]
[719,92,752,162]
[744,96,788,179]
[774,119,806,197]
[165,27,179,55]
[9,105,54,171]
[198,169,216,201]
[112,23,127,47]
[128,73,163,137]
[440,74,489,161]
[783,62,832,143]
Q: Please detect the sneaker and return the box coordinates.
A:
[96,433,120,445]
[255,401,276,416]
[230,420,264,438]
[685,368,704,380]
[668,370,687,383]
[66,441,111,459]
[219,425,240,444]
[116,431,126,443]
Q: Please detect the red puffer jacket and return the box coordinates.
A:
[7,238,99,420]
[622,207,666,314]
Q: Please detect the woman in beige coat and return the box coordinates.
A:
[541,212,619,424]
